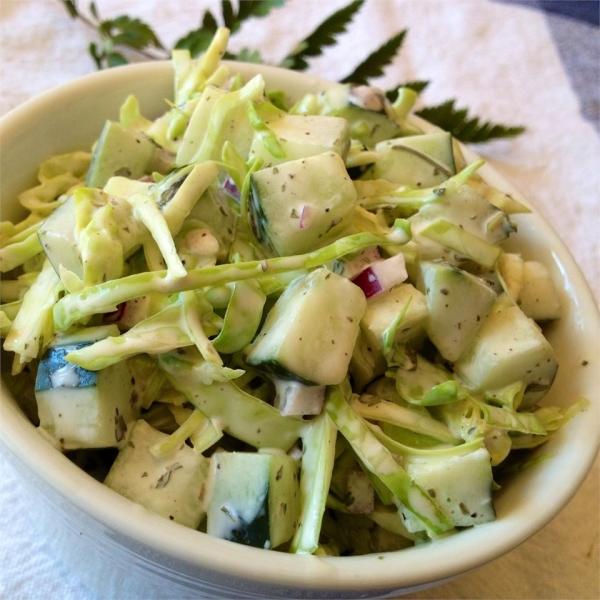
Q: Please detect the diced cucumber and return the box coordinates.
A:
[104,419,210,528]
[403,447,495,528]
[364,132,456,187]
[497,252,524,301]
[454,305,558,407]
[206,451,300,549]
[86,121,166,189]
[360,283,429,355]
[37,195,82,277]
[518,261,561,321]
[249,152,357,256]
[248,114,350,166]
[420,261,497,361]
[246,268,366,385]
[35,326,136,450]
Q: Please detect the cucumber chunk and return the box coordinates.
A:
[247,268,367,385]
[360,283,429,355]
[249,151,357,256]
[403,447,495,528]
[518,261,561,321]
[249,114,350,166]
[35,326,136,450]
[420,261,497,361]
[86,121,167,189]
[104,419,210,528]
[454,305,558,407]
[206,451,300,549]
[37,195,82,277]
[365,132,456,187]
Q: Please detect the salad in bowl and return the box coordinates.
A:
[0,26,593,567]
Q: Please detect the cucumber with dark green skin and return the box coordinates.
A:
[249,151,357,257]
[207,452,300,549]
[363,132,457,187]
[86,121,166,189]
[35,325,136,450]
[247,268,367,386]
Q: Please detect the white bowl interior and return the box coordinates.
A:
[0,60,598,598]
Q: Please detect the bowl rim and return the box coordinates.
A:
[1,59,599,595]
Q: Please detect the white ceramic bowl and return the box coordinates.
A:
[1,61,598,599]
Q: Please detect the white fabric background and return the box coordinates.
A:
[0,1,598,598]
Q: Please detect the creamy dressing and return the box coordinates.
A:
[50,362,81,388]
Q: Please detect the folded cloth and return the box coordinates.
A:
[0,1,598,599]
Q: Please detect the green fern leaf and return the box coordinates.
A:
[281,0,364,71]
[416,100,526,143]
[340,29,406,85]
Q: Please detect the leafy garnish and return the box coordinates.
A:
[61,1,167,69]
[58,0,526,143]
[341,30,407,85]
[279,0,365,71]
[416,100,526,142]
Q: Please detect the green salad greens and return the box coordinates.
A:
[0,28,587,556]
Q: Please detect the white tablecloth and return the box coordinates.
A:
[1,1,598,598]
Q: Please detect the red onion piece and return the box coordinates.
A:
[223,176,240,201]
[352,253,407,299]
[342,246,382,280]
[351,267,384,298]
